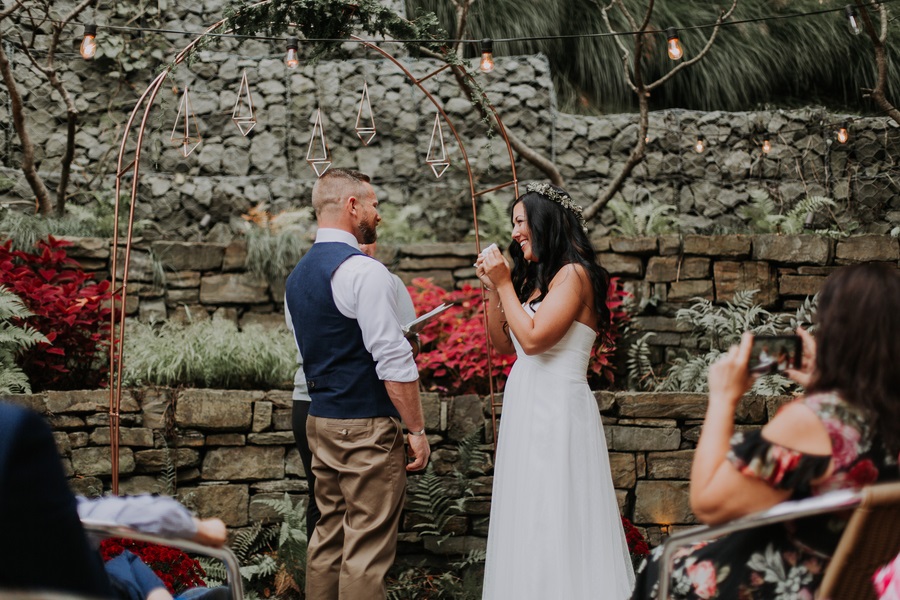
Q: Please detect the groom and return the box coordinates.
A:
[285,168,430,600]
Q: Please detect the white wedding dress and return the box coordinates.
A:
[482,304,635,600]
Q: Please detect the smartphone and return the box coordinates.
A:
[748,335,802,374]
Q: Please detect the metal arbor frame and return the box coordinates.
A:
[108,12,519,493]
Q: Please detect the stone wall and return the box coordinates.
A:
[2,1,899,240]
[0,387,790,555]
[59,233,900,376]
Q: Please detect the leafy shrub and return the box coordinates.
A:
[199,494,306,598]
[629,290,817,395]
[737,190,856,237]
[0,236,113,390]
[122,318,296,390]
[0,286,47,394]
[408,277,628,395]
[608,196,678,236]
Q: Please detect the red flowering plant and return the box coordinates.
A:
[0,236,115,390]
[621,516,651,571]
[99,538,207,594]
[407,277,629,395]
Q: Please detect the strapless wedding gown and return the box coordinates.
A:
[482,305,635,600]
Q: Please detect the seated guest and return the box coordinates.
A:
[0,402,228,599]
[631,263,900,599]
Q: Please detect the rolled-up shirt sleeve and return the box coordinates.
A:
[333,255,418,383]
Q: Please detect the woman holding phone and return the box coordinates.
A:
[631,262,900,599]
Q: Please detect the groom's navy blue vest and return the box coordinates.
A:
[285,242,398,419]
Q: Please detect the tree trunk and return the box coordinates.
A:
[0,38,52,215]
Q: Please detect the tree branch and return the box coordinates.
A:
[857,1,900,125]
[600,2,636,92]
[0,35,51,214]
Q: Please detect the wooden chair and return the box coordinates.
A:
[656,481,900,600]
[81,519,244,600]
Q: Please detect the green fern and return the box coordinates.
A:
[625,331,657,391]
[467,194,510,245]
[0,286,46,394]
[409,465,458,539]
[650,290,817,395]
[608,197,678,236]
[376,202,438,245]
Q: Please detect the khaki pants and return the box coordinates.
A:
[305,416,406,600]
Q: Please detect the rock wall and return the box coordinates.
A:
[0,387,790,553]
[59,233,900,376]
[2,1,899,240]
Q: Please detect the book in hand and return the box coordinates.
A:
[403,302,453,335]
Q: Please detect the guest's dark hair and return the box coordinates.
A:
[807,263,900,455]
[506,185,611,334]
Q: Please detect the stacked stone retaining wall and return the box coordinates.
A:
[0,387,790,555]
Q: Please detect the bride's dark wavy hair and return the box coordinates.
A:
[807,263,900,455]
[506,185,612,335]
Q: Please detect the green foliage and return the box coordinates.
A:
[466,195,511,245]
[377,203,438,245]
[244,228,305,288]
[122,318,296,389]
[737,190,854,237]
[199,494,306,598]
[0,286,47,394]
[224,0,446,61]
[608,196,678,236]
[632,290,817,395]
[409,0,900,114]
[0,194,147,253]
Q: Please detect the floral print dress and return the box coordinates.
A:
[631,392,898,600]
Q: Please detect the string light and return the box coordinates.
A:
[694,138,706,153]
[80,24,97,59]
[845,5,862,35]
[762,138,772,154]
[479,39,495,73]
[837,121,850,143]
[666,28,684,60]
[284,36,299,69]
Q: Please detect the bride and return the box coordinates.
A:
[475,183,635,600]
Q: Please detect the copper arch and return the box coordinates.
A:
[109,9,518,494]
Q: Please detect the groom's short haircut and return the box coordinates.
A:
[312,168,371,216]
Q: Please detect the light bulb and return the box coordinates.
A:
[845,5,862,35]
[479,39,495,73]
[285,36,300,69]
[666,28,684,60]
[837,123,849,144]
[762,139,772,154]
[694,138,706,153]
[80,24,97,60]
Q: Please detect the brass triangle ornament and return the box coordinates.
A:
[355,81,376,146]
[306,109,332,177]
[232,70,257,136]
[425,112,449,178]
[170,85,202,158]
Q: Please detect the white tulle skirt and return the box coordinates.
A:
[482,319,635,600]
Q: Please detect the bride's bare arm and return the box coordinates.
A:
[493,263,590,356]
[484,288,515,355]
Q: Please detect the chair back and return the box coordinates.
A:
[817,480,900,600]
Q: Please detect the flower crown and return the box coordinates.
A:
[525,182,588,233]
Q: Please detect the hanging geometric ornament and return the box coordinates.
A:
[306,109,332,177]
[232,70,256,136]
[171,85,202,158]
[425,112,449,178]
[355,81,376,145]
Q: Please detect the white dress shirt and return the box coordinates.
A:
[285,228,418,403]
